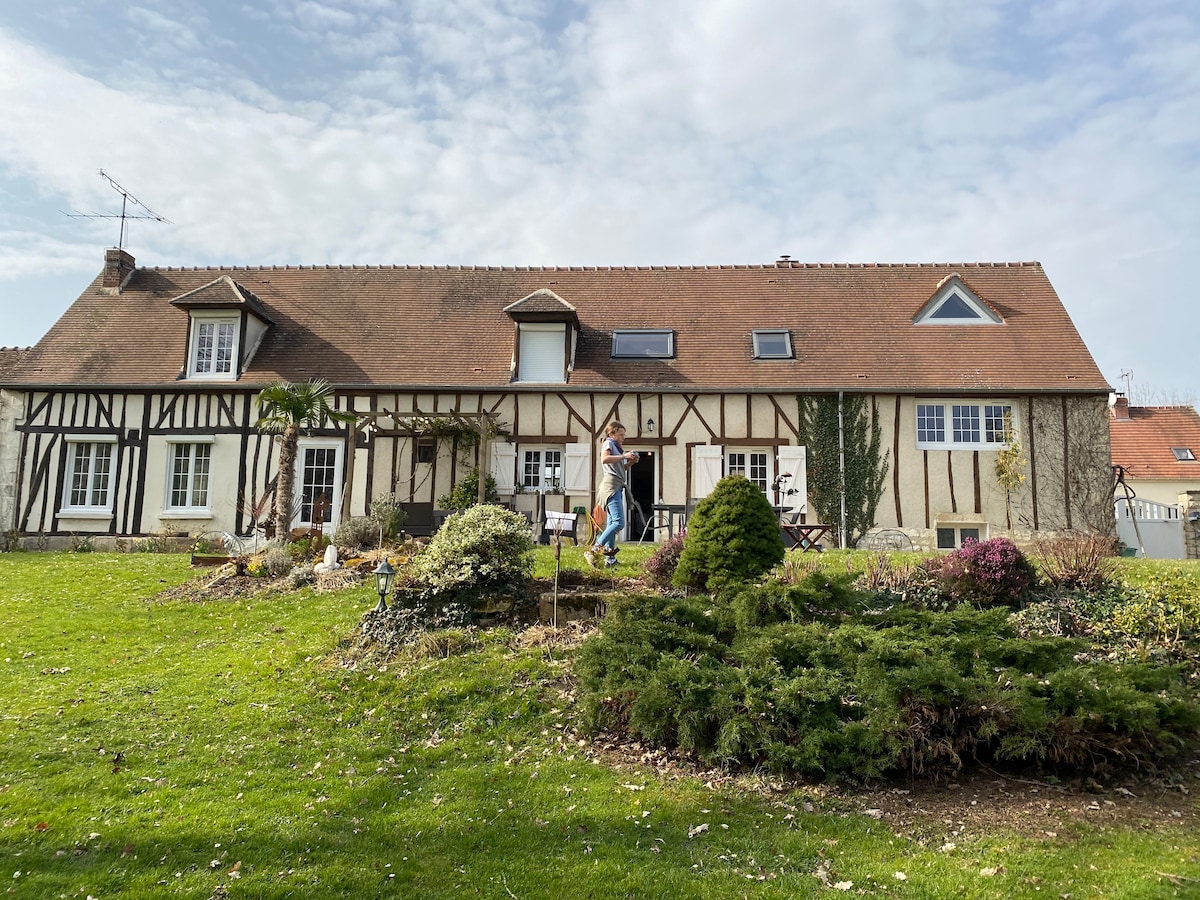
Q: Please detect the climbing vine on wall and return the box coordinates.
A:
[796,395,889,547]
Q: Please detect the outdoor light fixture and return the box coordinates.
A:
[372,559,396,613]
[646,417,655,433]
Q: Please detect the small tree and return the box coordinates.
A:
[255,379,356,539]
[674,475,785,593]
[438,468,500,510]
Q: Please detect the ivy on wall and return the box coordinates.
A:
[796,395,889,547]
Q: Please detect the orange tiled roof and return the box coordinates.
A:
[1110,405,1200,479]
[3,260,1110,393]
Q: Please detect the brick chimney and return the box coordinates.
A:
[1112,393,1131,421]
[102,248,136,291]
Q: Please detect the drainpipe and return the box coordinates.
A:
[838,391,847,549]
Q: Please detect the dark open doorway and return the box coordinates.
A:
[626,450,656,541]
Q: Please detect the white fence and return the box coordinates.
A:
[1115,497,1185,559]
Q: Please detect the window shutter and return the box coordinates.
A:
[517,324,566,382]
[563,443,591,494]
[776,445,808,516]
[691,444,724,499]
[489,441,516,494]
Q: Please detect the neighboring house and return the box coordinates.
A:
[1110,396,1200,559]
[0,249,1113,550]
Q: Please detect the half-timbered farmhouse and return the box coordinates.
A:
[0,249,1114,550]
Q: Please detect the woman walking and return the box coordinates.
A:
[588,422,638,568]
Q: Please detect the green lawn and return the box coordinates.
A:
[1,552,1197,898]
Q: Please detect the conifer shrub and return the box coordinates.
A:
[411,504,534,609]
[931,536,1036,608]
[576,572,1200,782]
[673,475,785,593]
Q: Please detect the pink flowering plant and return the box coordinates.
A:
[933,536,1037,608]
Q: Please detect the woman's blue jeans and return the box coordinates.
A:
[594,491,625,551]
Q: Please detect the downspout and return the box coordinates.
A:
[838,391,847,549]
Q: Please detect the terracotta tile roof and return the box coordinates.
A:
[1110,405,1200,479]
[169,275,274,322]
[0,346,30,377]
[2,260,1110,393]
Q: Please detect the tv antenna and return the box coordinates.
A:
[1119,368,1133,398]
[65,169,171,250]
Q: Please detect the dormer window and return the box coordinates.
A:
[612,329,674,358]
[503,289,579,385]
[171,276,273,381]
[914,274,1003,325]
[188,312,240,380]
[752,330,793,359]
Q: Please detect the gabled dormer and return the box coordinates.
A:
[170,276,273,380]
[913,273,1003,325]
[503,289,580,384]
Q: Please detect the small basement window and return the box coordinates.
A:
[612,329,674,358]
[752,330,793,359]
[1173,447,1197,461]
[936,525,983,550]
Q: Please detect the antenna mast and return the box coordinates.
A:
[65,169,171,250]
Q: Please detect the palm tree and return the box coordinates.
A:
[255,379,356,539]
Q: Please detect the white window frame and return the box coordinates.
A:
[725,448,773,494]
[516,322,566,383]
[294,438,343,532]
[936,523,987,550]
[520,445,565,493]
[611,329,675,358]
[60,435,119,517]
[752,330,793,359]
[162,438,215,518]
[916,401,1015,450]
[187,312,240,380]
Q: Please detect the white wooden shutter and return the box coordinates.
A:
[776,444,808,516]
[691,444,724,499]
[489,441,516,494]
[563,442,592,494]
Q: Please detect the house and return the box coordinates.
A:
[1110,396,1200,559]
[0,250,1114,550]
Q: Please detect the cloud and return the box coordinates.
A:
[0,0,1196,397]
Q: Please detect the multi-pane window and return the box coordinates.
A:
[168,443,212,510]
[937,526,982,550]
[300,446,338,524]
[189,316,238,378]
[521,447,563,492]
[727,450,770,493]
[917,402,1013,449]
[916,404,946,444]
[65,440,115,510]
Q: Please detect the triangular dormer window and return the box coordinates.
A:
[913,274,1003,325]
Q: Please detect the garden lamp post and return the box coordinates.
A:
[372,559,395,613]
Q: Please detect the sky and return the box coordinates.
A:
[0,0,1197,405]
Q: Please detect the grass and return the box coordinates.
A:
[0,551,1197,898]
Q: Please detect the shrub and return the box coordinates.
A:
[438,469,500,510]
[261,546,294,577]
[933,537,1036,608]
[576,589,1200,782]
[411,504,534,607]
[1030,532,1119,591]
[333,516,380,551]
[642,530,686,585]
[673,476,785,593]
[368,492,407,541]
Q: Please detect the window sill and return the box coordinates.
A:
[160,510,214,520]
[58,509,114,520]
